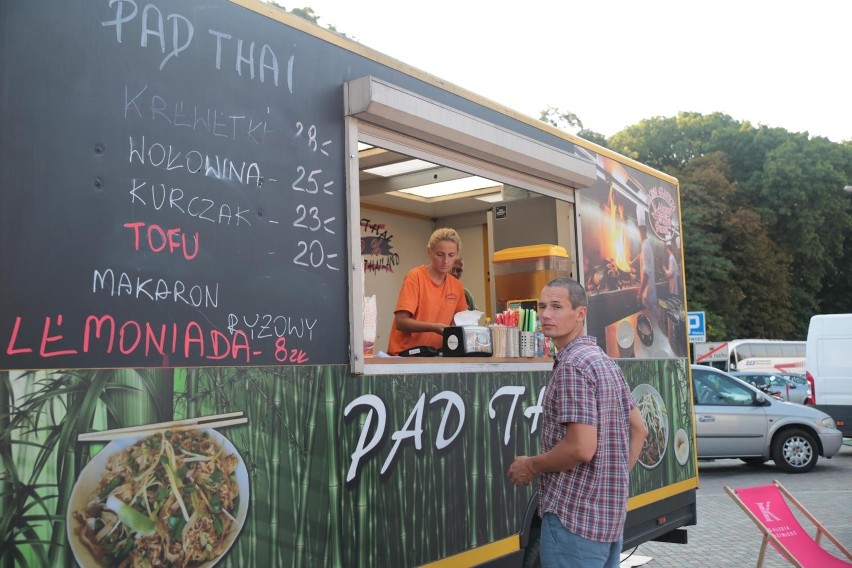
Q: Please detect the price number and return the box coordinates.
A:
[293,204,335,234]
[295,121,332,156]
[294,239,339,271]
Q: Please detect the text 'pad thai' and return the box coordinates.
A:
[73,429,240,567]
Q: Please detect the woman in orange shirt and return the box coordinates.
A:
[387,228,469,355]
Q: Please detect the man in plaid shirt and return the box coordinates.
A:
[508,278,648,567]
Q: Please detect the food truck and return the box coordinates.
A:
[0,1,697,566]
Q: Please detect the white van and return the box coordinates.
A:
[806,314,852,436]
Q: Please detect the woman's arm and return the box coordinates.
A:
[394,311,447,335]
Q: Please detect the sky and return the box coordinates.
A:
[290,0,850,143]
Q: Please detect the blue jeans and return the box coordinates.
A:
[540,513,623,568]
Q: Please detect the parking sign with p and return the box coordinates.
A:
[688,311,706,343]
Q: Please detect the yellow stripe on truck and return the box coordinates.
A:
[628,477,699,511]
[419,535,520,568]
[420,477,700,567]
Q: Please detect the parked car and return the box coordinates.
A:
[730,371,809,405]
[777,372,813,404]
[691,365,843,473]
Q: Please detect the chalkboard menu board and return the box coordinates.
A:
[0,1,351,368]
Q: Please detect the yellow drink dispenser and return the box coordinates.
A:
[492,245,570,312]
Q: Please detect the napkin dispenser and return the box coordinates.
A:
[442,326,493,357]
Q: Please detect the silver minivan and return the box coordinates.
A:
[691,365,843,472]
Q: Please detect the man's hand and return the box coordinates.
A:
[507,456,536,486]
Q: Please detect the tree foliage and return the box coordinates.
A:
[539,106,608,147]
[612,113,852,339]
[545,108,852,340]
[267,4,350,36]
[676,153,738,339]
[540,106,584,131]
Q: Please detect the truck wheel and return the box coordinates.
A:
[522,526,541,568]
[771,428,818,473]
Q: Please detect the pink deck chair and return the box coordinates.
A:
[725,480,852,568]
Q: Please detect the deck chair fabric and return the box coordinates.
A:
[725,481,852,568]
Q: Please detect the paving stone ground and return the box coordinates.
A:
[628,441,852,567]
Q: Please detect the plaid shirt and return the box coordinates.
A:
[538,335,635,543]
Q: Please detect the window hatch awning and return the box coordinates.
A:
[344,76,596,190]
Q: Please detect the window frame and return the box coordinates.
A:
[343,78,595,375]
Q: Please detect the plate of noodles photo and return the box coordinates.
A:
[674,428,690,466]
[632,383,669,469]
[67,428,249,568]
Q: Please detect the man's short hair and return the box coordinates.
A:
[545,278,587,309]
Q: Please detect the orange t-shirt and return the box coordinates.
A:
[387,265,468,355]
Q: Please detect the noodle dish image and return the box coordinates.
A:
[674,428,690,466]
[67,428,249,568]
[633,383,669,469]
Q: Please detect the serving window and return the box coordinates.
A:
[343,77,595,374]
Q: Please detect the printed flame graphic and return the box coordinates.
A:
[607,186,632,272]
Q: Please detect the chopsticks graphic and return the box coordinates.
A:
[77,411,247,442]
